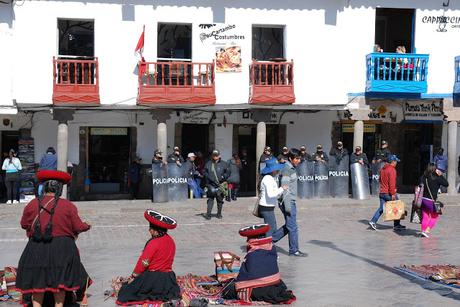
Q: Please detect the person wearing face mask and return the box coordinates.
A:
[277,146,290,163]
[312,145,329,164]
[373,140,391,163]
[299,146,311,162]
[329,141,348,165]
[258,146,274,173]
[167,146,184,166]
[350,146,369,168]
[152,150,166,166]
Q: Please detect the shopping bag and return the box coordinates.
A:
[383,200,406,221]
[410,202,422,224]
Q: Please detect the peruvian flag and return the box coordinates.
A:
[134,25,145,57]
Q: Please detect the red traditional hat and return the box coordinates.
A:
[239,224,270,238]
[144,209,177,230]
[37,170,72,184]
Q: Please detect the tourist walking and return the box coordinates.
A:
[272,149,307,257]
[259,158,287,237]
[2,149,22,204]
[368,155,406,231]
[418,163,448,238]
[203,150,230,220]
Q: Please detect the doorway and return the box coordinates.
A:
[181,124,210,158]
[1,131,19,157]
[375,8,415,53]
[234,124,285,195]
[88,127,130,194]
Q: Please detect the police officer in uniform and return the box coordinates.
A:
[204,150,231,220]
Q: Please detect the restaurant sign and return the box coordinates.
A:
[403,101,443,121]
[421,15,460,32]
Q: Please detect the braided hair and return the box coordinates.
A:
[32,180,63,242]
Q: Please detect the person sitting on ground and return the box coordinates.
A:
[350,146,369,168]
[312,145,329,163]
[167,146,184,166]
[223,224,296,304]
[116,210,181,306]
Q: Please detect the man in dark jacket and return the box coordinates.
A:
[204,150,230,220]
[329,141,348,165]
[312,144,329,163]
[373,140,391,163]
[128,156,142,199]
[368,155,405,231]
[350,146,369,168]
[184,153,202,198]
[278,146,290,163]
[258,146,273,173]
[167,146,185,166]
[152,150,166,165]
[299,145,311,162]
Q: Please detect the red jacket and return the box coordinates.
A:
[379,163,397,195]
[21,196,90,238]
[133,234,176,275]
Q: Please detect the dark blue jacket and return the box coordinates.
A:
[39,153,57,170]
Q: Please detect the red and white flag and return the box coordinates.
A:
[134,25,145,57]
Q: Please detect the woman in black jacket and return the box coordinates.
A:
[419,163,448,238]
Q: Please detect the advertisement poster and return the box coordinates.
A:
[215,46,242,72]
[198,24,246,73]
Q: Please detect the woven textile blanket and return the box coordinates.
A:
[396,264,460,288]
[109,274,284,306]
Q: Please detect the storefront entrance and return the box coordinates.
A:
[233,124,286,195]
[88,127,131,194]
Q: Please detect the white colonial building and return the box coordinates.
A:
[1,0,460,199]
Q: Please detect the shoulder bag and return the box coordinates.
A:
[426,178,444,215]
[211,163,229,197]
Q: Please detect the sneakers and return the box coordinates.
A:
[393,224,406,231]
[289,251,308,257]
[6,200,12,205]
[13,200,19,204]
[419,231,429,238]
[368,221,378,230]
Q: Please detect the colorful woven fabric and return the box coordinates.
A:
[4,267,21,302]
[109,273,295,306]
[397,264,460,288]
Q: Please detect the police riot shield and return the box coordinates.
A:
[296,160,314,199]
[151,163,168,203]
[350,163,370,200]
[314,161,329,198]
[167,163,189,202]
[371,162,384,195]
[328,156,350,198]
[259,162,266,174]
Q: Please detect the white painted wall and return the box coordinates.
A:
[214,123,233,160]
[6,0,460,108]
[0,3,15,111]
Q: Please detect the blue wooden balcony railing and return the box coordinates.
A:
[366,53,429,94]
[454,56,460,94]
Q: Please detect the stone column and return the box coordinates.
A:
[447,121,457,195]
[350,107,369,152]
[256,121,266,167]
[152,110,171,156]
[53,109,74,199]
[353,120,364,149]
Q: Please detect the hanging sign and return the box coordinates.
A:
[403,101,443,121]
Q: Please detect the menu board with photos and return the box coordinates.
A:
[18,138,35,199]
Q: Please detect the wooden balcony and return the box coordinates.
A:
[52,57,100,106]
[454,56,460,94]
[249,60,295,105]
[366,53,429,94]
[137,61,216,106]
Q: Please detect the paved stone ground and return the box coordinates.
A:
[1,194,460,306]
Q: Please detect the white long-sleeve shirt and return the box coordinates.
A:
[259,174,284,207]
[2,157,22,173]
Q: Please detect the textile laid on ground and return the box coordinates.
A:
[396,265,460,289]
[108,273,296,306]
